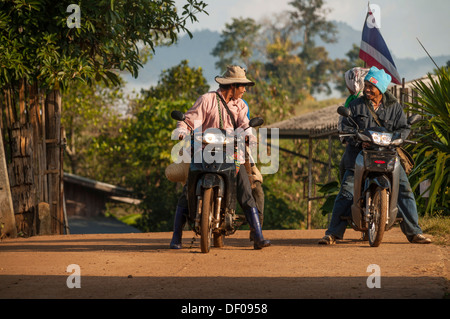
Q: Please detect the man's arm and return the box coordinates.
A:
[175,95,206,139]
[340,103,359,146]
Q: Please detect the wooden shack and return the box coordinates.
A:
[63,172,141,218]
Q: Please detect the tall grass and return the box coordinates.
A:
[420,215,450,245]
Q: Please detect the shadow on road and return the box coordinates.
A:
[0,274,447,299]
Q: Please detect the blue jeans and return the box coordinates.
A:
[326,168,423,242]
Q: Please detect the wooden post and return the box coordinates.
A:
[45,89,62,234]
[60,126,68,234]
[39,90,48,204]
[0,127,17,238]
[19,79,26,125]
[9,122,36,235]
[29,83,49,235]
[307,134,313,230]
[400,78,406,105]
[5,88,16,128]
[327,134,332,182]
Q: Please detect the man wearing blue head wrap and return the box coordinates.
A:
[319,66,431,245]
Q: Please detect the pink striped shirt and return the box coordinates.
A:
[176,90,252,135]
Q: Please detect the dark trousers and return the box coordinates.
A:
[177,167,256,211]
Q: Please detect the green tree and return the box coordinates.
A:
[62,79,125,176]
[288,0,342,95]
[93,61,211,231]
[0,0,208,235]
[211,17,308,123]
[264,32,306,98]
[406,66,450,216]
[211,1,344,119]
[142,60,209,101]
[91,98,187,231]
[0,0,208,89]
[288,0,337,47]
[211,17,261,72]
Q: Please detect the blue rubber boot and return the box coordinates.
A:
[170,206,188,249]
[245,207,271,250]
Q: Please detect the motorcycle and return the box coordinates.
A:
[171,110,264,253]
[337,106,420,247]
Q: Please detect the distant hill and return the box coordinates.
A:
[123,21,449,97]
[124,29,221,93]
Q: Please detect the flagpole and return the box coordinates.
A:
[417,37,439,69]
[363,2,370,68]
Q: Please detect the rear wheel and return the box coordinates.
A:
[200,188,214,253]
[368,187,388,247]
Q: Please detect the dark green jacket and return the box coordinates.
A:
[341,92,411,170]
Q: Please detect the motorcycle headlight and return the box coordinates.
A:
[202,132,233,145]
[369,131,393,146]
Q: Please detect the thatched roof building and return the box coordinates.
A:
[265,104,341,140]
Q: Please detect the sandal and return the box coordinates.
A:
[318,234,336,245]
[411,234,431,244]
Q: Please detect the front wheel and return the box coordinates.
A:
[200,188,214,253]
[368,187,388,247]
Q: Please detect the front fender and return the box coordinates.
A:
[196,173,225,197]
[363,174,391,195]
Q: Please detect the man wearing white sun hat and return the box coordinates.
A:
[169,65,271,250]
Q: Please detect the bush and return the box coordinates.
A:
[406,67,450,216]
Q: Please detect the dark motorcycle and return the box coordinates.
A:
[337,106,419,247]
[171,110,264,253]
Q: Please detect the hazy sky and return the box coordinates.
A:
[178,0,450,60]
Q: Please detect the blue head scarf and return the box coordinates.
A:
[364,66,392,94]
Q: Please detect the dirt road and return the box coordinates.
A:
[0,227,448,302]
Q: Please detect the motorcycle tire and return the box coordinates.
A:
[200,188,214,253]
[368,186,388,247]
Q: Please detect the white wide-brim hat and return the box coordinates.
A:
[215,65,255,86]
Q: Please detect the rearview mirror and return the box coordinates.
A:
[337,106,351,117]
[171,110,185,121]
[249,117,264,128]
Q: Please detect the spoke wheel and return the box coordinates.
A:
[368,187,388,247]
[200,188,214,253]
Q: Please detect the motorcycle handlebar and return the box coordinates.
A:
[339,132,419,147]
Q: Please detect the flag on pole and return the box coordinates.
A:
[359,5,401,84]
